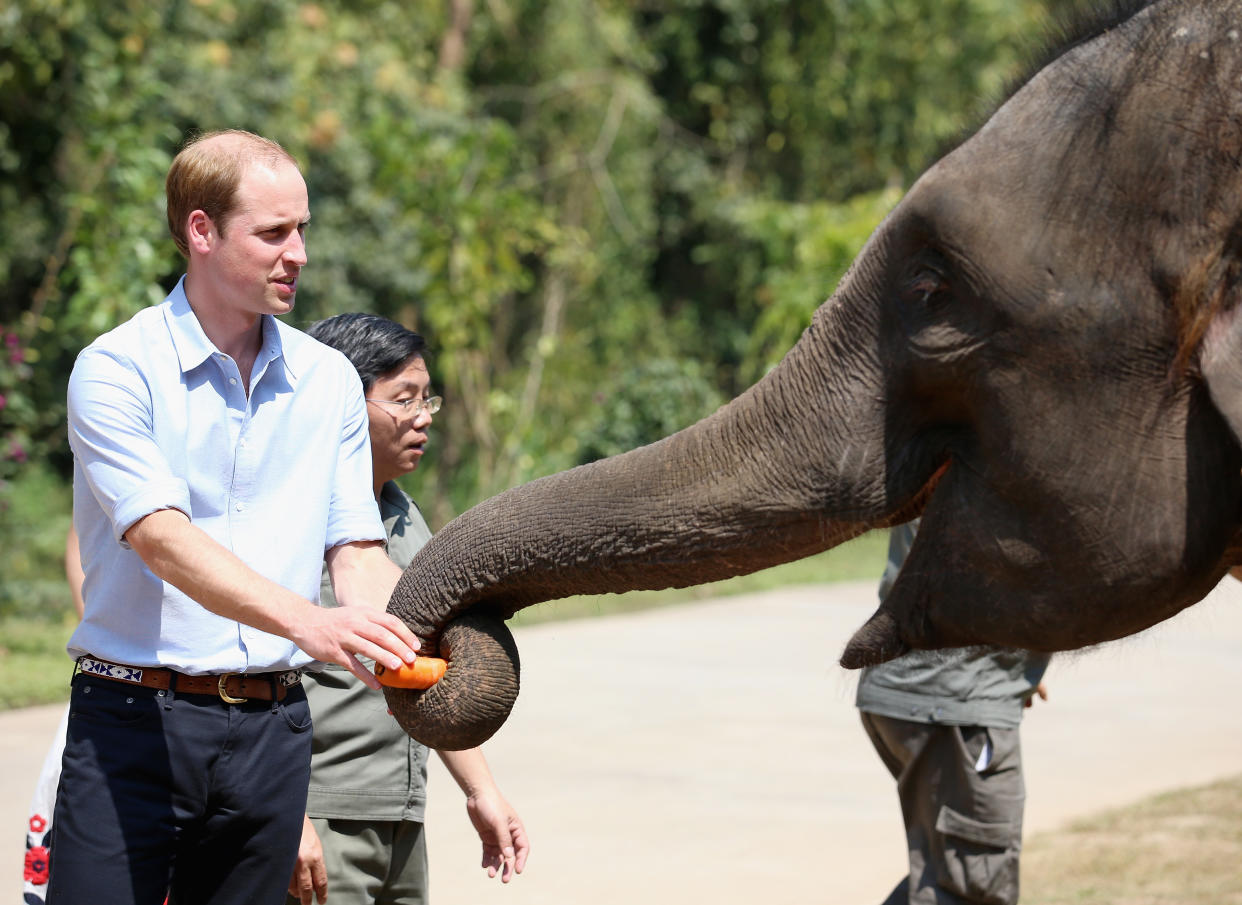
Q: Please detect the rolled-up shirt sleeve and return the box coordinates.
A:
[68,347,191,547]
[324,362,385,550]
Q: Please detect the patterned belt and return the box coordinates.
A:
[76,656,302,703]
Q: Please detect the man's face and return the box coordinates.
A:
[203,159,309,317]
[367,355,434,485]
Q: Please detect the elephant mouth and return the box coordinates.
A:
[889,457,950,527]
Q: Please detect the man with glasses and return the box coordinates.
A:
[287,313,528,905]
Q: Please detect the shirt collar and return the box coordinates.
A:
[163,275,294,383]
[255,313,294,385]
[379,480,407,512]
[379,481,415,536]
[164,276,217,374]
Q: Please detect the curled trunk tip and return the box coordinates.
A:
[385,613,521,750]
[840,607,909,669]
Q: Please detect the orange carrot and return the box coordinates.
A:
[374,657,447,689]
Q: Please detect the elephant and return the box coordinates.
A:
[385,0,1242,751]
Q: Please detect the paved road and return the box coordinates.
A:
[3,578,1241,902]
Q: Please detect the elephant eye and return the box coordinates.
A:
[903,268,949,306]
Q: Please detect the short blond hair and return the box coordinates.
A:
[165,129,299,258]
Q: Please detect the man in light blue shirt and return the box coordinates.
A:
[49,130,420,905]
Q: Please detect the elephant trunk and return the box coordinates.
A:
[387,285,904,749]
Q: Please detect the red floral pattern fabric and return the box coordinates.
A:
[23,846,49,885]
[24,707,67,904]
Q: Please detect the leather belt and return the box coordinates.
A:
[76,656,301,703]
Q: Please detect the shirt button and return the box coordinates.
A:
[235,503,244,512]
[229,377,238,386]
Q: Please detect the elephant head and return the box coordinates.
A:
[387,0,1242,750]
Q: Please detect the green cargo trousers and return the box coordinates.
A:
[285,818,427,905]
[861,712,1026,905]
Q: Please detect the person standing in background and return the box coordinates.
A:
[287,313,528,905]
[21,528,85,903]
[857,519,1049,905]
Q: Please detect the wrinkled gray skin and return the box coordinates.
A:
[387,0,1242,750]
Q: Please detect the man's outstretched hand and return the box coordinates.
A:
[291,604,419,690]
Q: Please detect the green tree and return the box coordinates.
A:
[631,0,1053,391]
[1,0,1065,582]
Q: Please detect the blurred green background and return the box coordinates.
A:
[1,0,1073,705]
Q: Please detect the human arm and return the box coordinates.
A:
[325,540,404,611]
[287,815,328,905]
[125,508,417,688]
[436,748,529,882]
[64,525,85,620]
[1024,681,1049,708]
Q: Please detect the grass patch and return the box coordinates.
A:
[0,463,79,708]
[0,462,76,622]
[0,616,78,709]
[1022,774,1242,904]
[509,529,888,627]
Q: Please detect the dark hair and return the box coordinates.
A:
[307,313,427,392]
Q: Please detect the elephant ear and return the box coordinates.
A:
[1199,301,1242,447]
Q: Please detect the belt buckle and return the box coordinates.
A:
[217,673,248,704]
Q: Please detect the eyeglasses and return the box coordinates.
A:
[365,395,442,417]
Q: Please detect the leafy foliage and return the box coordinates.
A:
[1,0,1060,614]
[575,357,726,464]
[0,326,36,491]
[0,462,74,620]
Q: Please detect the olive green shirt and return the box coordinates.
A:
[855,520,1050,729]
[303,481,433,821]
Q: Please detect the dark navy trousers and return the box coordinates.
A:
[46,672,312,905]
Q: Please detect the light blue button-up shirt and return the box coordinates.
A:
[66,277,385,674]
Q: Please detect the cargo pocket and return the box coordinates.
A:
[934,805,1019,905]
